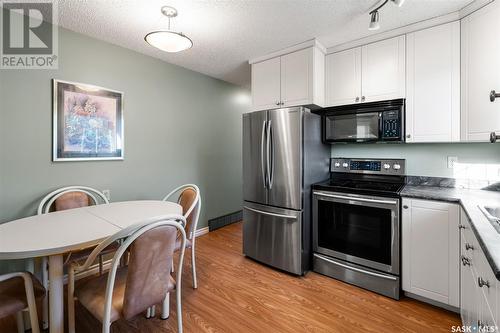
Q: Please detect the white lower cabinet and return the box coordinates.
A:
[402,198,459,307]
[460,209,498,330]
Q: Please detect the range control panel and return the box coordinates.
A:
[330,158,406,175]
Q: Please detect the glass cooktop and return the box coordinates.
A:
[313,175,406,197]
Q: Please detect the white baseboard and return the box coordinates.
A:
[195,226,209,237]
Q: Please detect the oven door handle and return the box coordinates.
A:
[313,191,398,206]
[314,254,398,281]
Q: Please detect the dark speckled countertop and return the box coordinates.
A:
[401,181,500,280]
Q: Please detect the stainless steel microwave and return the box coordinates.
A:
[321,99,405,143]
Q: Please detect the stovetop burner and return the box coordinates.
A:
[312,158,406,197]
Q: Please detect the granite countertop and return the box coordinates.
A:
[401,183,500,281]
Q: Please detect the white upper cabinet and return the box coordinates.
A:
[361,35,406,103]
[406,22,460,143]
[461,0,500,141]
[251,45,325,111]
[402,198,459,307]
[325,36,405,107]
[281,49,310,107]
[251,57,281,111]
[325,48,361,107]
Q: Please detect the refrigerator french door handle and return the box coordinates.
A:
[267,120,274,189]
[261,120,268,189]
[243,206,297,219]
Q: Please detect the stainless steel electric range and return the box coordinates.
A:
[311,158,406,299]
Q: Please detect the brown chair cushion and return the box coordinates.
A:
[0,273,45,319]
[122,226,177,320]
[178,188,197,233]
[75,267,127,323]
[76,267,175,323]
[54,192,90,211]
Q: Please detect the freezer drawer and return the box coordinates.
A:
[243,202,302,275]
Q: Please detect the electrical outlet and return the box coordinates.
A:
[102,189,111,201]
[447,156,458,169]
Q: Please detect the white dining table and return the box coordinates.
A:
[0,200,182,333]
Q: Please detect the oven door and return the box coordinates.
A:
[312,191,400,274]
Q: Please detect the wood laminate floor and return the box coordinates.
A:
[0,222,460,332]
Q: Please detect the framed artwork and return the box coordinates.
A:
[53,79,124,161]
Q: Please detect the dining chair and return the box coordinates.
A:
[0,271,45,333]
[37,185,115,329]
[67,215,187,333]
[163,184,201,289]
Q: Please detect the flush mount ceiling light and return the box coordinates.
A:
[368,0,405,31]
[145,6,193,53]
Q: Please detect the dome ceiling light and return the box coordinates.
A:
[145,6,193,53]
[368,0,405,31]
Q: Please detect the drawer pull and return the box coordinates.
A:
[490,90,500,102]
[465,243,474,251]
[458,225,466,230]
[478,277,490,288]
[461,256,471,266]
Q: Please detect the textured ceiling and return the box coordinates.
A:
[56,0,473,88]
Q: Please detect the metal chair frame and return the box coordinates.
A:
[68,214,187,333]
[163,184,201,289]
[0,272,41,333]
[37,185,109,329]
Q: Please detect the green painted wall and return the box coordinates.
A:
[331,143,500,177]
[0,27,250,232]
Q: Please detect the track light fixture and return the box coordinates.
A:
[368,0,405,31]
[368,11,380,31]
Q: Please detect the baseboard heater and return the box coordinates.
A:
[208,210,242,231]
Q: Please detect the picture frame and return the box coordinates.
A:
[52,79,124,161]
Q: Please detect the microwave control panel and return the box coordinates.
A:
[381,111,401,139]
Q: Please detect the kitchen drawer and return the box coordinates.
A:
[461,229,476,271]
[475,242,498,325]
[479,285,498,330]
[460,212,474,244]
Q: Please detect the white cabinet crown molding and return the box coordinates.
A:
[249,39,326,65]
[327,12,460,54]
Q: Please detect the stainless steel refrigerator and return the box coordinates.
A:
[242,106,329,275]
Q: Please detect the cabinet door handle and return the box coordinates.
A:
[459,225,466,230]
[461,256,471,266]
[465,243,474,251]
[478,276,490,288]
[361,96,366,102]
[275,101,280,106]
[490,90,500,102]
[355,97,360,102]
[490,132,500,143]
[406,134,411,139]
[403,205,409,209]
